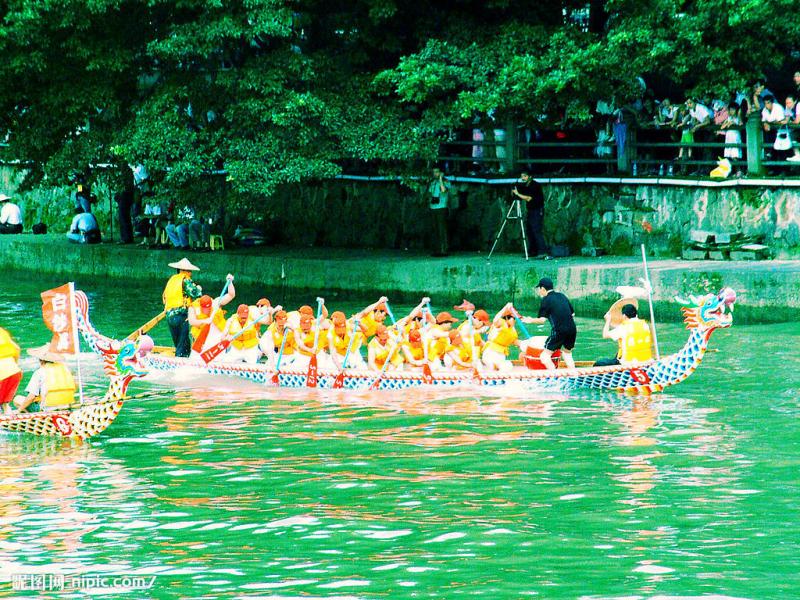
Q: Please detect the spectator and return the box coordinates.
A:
[761,95,785,149]
[749,80,774,115]
[166,205,195,250]
[653,98,678,127]
[74,183,92,214]
[0,194,23,234]
[687,98,713,172]
[675,104,694,166]
[718,101,743,162]
[188,213,211,250]
[428,167,450,257]
[512,170,549,259]
[783,95,800,162]
[67,208,101,244]
[794,72,800,97]
[115,178,135,244]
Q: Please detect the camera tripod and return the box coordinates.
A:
[488,199,529,260]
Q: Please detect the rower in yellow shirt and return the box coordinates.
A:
[328,311,366,370]
[15,346,76,412]
[596,303,653,366]
[0,327,22,415]
[368,324,403,372]
[482,303,522,371]
[261,310,296,368]
[444,330,475,370]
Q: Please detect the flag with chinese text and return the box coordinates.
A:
[41,283,78,354]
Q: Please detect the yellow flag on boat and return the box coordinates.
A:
[41,283,79,355]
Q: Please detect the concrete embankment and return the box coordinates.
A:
[2,234,798,323]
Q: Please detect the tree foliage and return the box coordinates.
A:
[0,0,798,211]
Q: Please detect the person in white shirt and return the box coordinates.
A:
[67,209,101,244]
[686,98,713,172]
[0,194,23,234]
[761,95,786,150]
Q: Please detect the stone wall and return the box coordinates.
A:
[264,180,800,258]
[3,165,799,257]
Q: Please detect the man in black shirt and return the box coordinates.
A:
[522,277,577,370]
[511,171,549,259]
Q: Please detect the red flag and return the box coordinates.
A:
[41,283,78,354]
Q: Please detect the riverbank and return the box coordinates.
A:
[3,234,798,323]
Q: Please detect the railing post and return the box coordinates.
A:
[746,113,763,176]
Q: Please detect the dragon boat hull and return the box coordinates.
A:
[74,288,736,396]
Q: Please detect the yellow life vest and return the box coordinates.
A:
[486,322,518,356]
[447,342,473,366]
[404,342,425,361]
[163,273,190,311]
[228,316,259,350]
[331,328,361,356]
[361,313,381,338]
[618,318,653,364]
[41,363,76,408]
[0,328,20,361]
[267,323,295,355]
[369,338,402,369]
[189,304,227,339]
[297,328,329,356]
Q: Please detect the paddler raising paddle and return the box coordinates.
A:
[162,258,203,358]
[187,275,236,361]
[482,304,522,371]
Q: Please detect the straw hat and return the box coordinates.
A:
[607,297,640,328]
[28,345,66,363]
[0,194,11,203]
[168,257,200,271]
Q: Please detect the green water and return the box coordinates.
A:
[0,272,798,599]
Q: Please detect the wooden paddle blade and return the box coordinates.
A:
[271,371,280,385]
[472,367,482,384]
[200,339,230,364]
[369,377,381,391]
[422,363,433,384]
[332,371,344,389]
[306,354,318,388]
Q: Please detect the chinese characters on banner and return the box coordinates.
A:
[41,283,78,355]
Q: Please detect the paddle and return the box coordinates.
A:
[509,305,532,340]
[333,317,360,389]
[640,243,661,359]
[306,297,324,388]
[271,324,289,385]
[125,310,166,342]
[465,310,483,383]
[201,310,271,364]
[369,335,400,391]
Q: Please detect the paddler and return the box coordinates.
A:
[400,328,427,369]
[355,296,389,339]
[456,308,490,355]
[14,346,76,412]
[162,258,203,357]
[220,304,261,364]
[260,309,296,368]
[596,303,653,367]
[328,311,366,370]
[0,327,22,415]
[520,277,577,370]
[187,275,236,360]
[482,304,521,371]
[294,308,332,370]
[444,329,475,370]
[425,311,459,370]
[368,324,402,372]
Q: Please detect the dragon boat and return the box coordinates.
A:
[0,338,149,440]
[74,288,735,395]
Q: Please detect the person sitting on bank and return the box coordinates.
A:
[67,209,101,244]
[595,303,653,367]
[0,194,23,234]
[162,258,203,358]
[14,346,76,412]
[520,278,577,370]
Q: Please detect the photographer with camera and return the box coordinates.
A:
[427,167,451,257]
[511,171,550,259]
